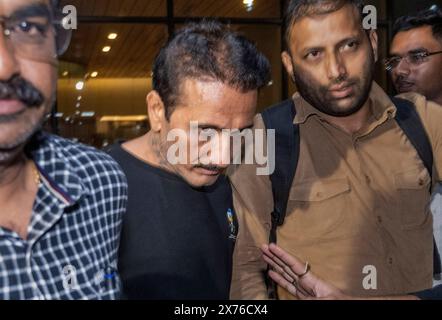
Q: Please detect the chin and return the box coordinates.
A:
[185,174,220,188]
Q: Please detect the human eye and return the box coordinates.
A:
[409,52,428,64]
[9,17,49,38]
[342,40,360,52]
[304,49,323,61]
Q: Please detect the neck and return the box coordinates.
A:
[321,100,372,135]
[0,154,28,201]
[126,131,174,174]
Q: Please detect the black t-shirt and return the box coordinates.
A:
[108,143,238,300]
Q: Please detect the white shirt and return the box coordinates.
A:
[432,183,442,286]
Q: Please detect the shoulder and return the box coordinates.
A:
[44,134,127,190]
[396,92,442,125]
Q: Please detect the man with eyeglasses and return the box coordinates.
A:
[0,0,127,299]
[387,6,442,288]
[387,6,442,106]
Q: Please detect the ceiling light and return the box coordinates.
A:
[102,46,111,53]
[75,81,84,91]
[90,71,98,78]
[108,33,118,40]
[243,0,254,11]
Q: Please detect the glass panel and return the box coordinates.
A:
[231,25,282,112]
[56,23,168,148]
[174,0,281,18]
[61,0,167,17]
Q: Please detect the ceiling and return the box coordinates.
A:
[59,0,281,78]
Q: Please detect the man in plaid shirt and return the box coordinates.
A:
[0,0,127,299]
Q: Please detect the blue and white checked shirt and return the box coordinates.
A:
[0,132,127,300]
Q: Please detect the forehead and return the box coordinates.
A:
[391,26,442,54]
[175,78,257,125]
[0,0,50,15]
[289,4,363,50]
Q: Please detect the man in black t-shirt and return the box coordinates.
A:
[107,20,270,300]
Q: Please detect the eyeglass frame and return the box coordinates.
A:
[384,50,442,72]
[0,4,72,60]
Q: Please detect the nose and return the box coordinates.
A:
[326,52,347,81]
[0,28,20,80]
[393,58,411,77]
[202,132,232,169]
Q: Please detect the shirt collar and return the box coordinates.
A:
[26,132,90,207]
[293,82,397,125]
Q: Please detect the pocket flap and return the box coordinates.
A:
[394,167,431,190]
[289,178,350,202]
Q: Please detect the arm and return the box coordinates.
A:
[261,243,442,300]
[229,114,274,300]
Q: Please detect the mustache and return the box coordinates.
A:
[0,75,44,107]
[193,164,223,173]
[395,76,414,85]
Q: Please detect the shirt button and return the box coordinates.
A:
[377,216,382,224]
[365,175,371,185]
[388,257,393,265]
[316,192,323,198]
[418,179,425,186]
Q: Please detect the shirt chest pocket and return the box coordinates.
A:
[285,178,351,241]
[394,167,432,229]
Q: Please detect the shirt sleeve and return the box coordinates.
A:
[228,114,274,300]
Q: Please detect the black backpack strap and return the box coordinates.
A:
[392,97,441,276]
[261,99,299,244]
[261,99,299,299]
[393,97,433,178]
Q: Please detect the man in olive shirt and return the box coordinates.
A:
[388,6,442,286]
[229,0,442,299]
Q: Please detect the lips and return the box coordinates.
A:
[328,83,355,99]
[395,81,415,93]
[194,166,222,176]
[0,99,26,116]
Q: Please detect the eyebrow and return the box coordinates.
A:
[9,3,51,21]
[198,123,254,131]
[390,47,429,57]
[301,35,361,55]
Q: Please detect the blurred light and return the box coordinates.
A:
[268,80,274,86]
[90,71,98,78]
[102,46,111,53]
[243,0,254,12]
[62,71,69,77]
[100,115,148,122]
[76,102,81,108]
[75,81,84,91]
[108,33,118,40]
[77,96,82,101]
[81,112,95,117]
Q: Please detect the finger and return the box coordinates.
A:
[262,247,299,280]
[268,270,298,297]
[267,244,317,296]
[268,243,308,276]
[263,254,295,283]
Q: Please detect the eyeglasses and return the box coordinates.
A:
[0,8,71,64]
[384,50,442,71]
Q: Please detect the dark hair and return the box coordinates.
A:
[284,0,366,49]
[152,20,271,119]
[393,6,442,42]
